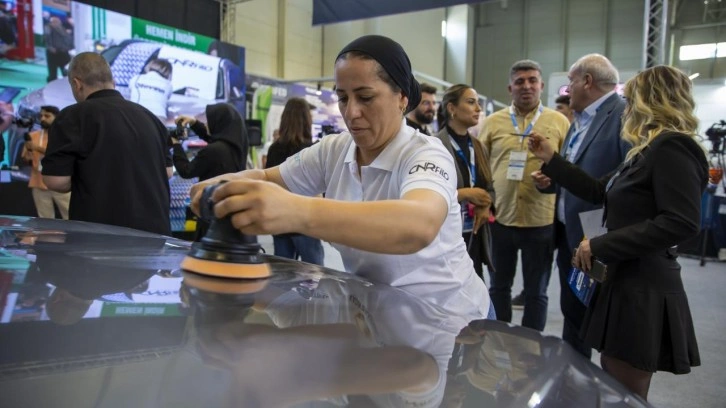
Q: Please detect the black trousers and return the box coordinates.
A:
[555,219,592,358]
[46,49,70,82]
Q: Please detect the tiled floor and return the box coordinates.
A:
[259,235,726,408]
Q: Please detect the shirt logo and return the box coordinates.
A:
[408,161,449,180]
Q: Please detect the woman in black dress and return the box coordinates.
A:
[265,97,324,265]
[435,84,494,281]
[528,65,707,400]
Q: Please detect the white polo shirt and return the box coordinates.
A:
[128,71,172,118]
[279,120,489,319]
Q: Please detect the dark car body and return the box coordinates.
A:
[0,216,651,407]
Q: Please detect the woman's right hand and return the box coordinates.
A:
[175,115,197,128]
[189,170,269,216]
[530,170,551,189]
[527,132,555,164]
[190,173,241,216]
[461,187,492,207]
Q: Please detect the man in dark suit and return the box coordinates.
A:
[532,54,630,358]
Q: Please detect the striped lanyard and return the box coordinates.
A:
[449,135,476,187]
[509,104,543,136]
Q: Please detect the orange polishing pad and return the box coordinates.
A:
[181,256,271,279]
[182,271,269,294]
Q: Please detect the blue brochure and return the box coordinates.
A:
[568,267,596,306]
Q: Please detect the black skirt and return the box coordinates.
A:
[581,253,700,374]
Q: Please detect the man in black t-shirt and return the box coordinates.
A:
[404,82,437,136]
[41,52,172,235]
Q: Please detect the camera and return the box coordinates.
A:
[12,116,35,128]
[168,122,188,145]
[705,120,726,154]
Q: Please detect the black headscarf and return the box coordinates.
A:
[205,103,247,156]
[336,35,421,114]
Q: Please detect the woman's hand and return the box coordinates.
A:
[472,204,491,234]
[190,173,242,215]
[461,187,492,207]
[210,179,309,235]
[527,132,555,164]
[175,115,197,128]
[190,169,278,216]
[573,239,592,272]
[530,170,551,189]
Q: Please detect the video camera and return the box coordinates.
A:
[705,120,726,154]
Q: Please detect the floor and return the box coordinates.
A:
[258,235,726,408]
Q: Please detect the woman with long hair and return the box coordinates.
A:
[528,65,707,400]
[264,97,324,265]
[435,84,494,281]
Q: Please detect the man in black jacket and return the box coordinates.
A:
[172,103,248,239]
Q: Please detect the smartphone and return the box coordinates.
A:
[588,259,608,283]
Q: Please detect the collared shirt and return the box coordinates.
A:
[42,89,172,235]
[557,91,616,223]
[279,119,489,319]
[405,117,431,136]
[566,90,616,161]
[479,103,570,227]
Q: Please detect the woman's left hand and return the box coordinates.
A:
[573,239,592,272]
[210,179,308,235]
[473,204,491,234]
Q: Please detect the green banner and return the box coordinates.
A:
[131,17,214,53]
[92,6,106,41]
[101,303,183,317]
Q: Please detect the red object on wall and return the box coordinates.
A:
[5,0,35,60]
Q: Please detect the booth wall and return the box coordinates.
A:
[321,8,448,83]
[473,0,644,105]
[227,0,322,80]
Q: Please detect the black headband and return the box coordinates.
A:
[336,35,421,114]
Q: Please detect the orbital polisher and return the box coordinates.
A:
[180,183,271,279]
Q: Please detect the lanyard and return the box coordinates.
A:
[566,126,586,160]
[509,104,543,136]
[449,135,476,186]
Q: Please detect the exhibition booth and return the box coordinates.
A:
[0,0,724,257]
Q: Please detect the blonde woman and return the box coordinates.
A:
[527,65,707,400]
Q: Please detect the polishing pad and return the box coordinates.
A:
[181,255,271,279]
[182,271,269,294]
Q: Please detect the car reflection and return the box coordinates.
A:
[0,216,652,407]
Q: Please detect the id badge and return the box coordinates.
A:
[461,201,474,233]
[506,151,527,181]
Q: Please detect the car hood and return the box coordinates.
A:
[0,216,650,408]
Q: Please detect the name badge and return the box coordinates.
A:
[506,151,527,181]
[461,201,474,233]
